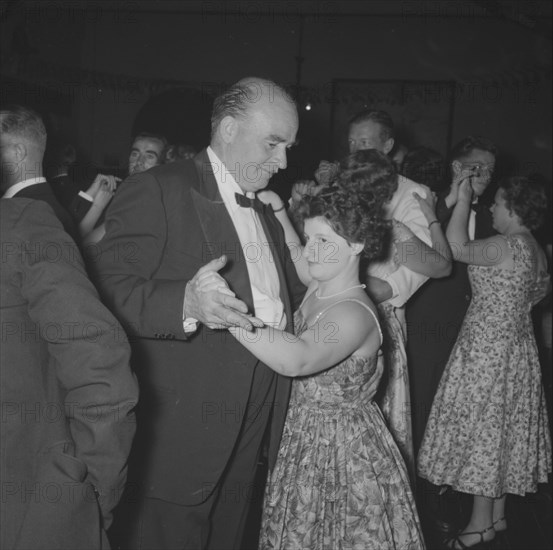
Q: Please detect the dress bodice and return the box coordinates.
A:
[468,234,549,324]
[290,302,382,411]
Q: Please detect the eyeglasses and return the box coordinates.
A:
[460,162,495,173]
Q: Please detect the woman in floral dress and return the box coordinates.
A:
[418,176,552,549]
[230,159,425,549]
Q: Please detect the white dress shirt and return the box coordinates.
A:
[368,175,432,308]
[207,147,286,329]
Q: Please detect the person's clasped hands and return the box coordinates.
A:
[184,255,264,332]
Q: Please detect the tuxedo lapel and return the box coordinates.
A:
[190,153,255,313]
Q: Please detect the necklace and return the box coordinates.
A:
[315,284,366,299]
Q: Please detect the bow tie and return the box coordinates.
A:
[235,193,265,213]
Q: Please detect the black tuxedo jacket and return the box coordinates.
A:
[89,149,305,505]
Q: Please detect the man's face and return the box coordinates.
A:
[453,148,495,197]
[0,132,20,188]
[348,120,392,154]
[225,95,298,193]
[128,137,165,175]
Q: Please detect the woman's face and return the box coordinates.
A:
[490,189,514,233]
[302,216,360,281]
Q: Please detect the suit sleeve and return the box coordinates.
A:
[15,200,138,527]
[87,170,189,338]
[385,183,432,308]
[68,192,93,223]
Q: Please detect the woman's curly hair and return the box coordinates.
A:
[499,176,548,231]
[292,150,397,260]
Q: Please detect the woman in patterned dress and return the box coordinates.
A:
[229,170,425,549]
[281,150,453,477]
[417,176,552,549]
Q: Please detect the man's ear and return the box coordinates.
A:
[383,137,394,155]
[218,116,239,144]
[12,142,26,163]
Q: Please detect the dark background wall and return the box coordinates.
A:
[1,0,551,186]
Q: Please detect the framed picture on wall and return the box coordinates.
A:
[329,79,456,161]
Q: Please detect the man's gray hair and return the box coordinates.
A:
[0,105,47,150]
[210,78,295,138]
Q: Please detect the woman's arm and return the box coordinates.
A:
[82,222,106,246]
[229,300,379,377]
[79,176,117,238]
[446,179,512,266]
[257,190,311,286]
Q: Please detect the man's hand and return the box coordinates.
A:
[314,160,339,185]
[86,174,121,199]
[184,256,264,331]
[365,275,393,304]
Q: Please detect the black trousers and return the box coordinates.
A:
[117,363,277,550]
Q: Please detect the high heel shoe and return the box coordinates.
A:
[445,525,495,549]
[492,516,506,532]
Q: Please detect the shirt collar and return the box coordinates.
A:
[3,177,47,198]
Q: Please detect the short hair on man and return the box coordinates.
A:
[210,78,295,138]
[131,131,170,162]
[348,109,395,141]
[449,135,497,162]
[0,104,47,151]
[132,131,169,149]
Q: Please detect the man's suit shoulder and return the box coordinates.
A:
[146,159,201,191]
[1,197,59,235]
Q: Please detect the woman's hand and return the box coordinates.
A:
[257,189,284,211]
[457,177,474,204]
[86,173,120,198]
[413,191,438,224]
[91,181,115,211]
[444,167,473,208]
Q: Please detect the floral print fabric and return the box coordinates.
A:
[259,301,425,549]
[418,234,552,497]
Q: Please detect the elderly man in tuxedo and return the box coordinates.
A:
[89,77,305,549]
[0,198,138,549]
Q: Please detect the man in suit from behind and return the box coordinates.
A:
[90,77,305,549]
[0,105,79,241]
[0,197,138,549]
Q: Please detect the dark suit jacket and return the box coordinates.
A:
[0,199,138,549]
[89,150,305,506]
[406,195,495,449]
[13,181,79,242]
